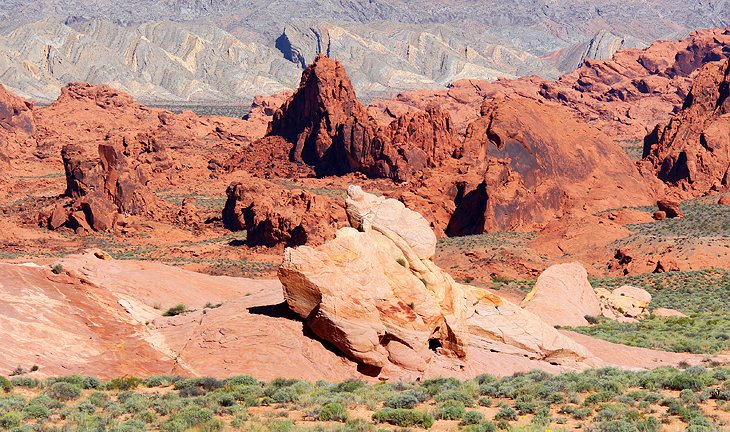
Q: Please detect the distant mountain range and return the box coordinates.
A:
[0,0,728,102]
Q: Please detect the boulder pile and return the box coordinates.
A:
[522,262,657,325]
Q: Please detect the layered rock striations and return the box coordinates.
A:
[279,186,599,375]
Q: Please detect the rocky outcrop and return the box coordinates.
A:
[523,263,656,325]
[222,179,345,247]
[267,55,458,182]
[279,186,599,375]
[657,199,684,218]
[46,141,167,233]
[450,95,653,232]
[597,286,652,321]
[644,59,730,196]
[268,55,385,176]
[0,83,35,166]
[540,27,730,141]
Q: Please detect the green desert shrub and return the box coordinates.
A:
[459,410,485,425]
[10,377,38,388]
[332,379,366,393]
[0,411,21,429]
[163,304,187,316]
[463,422,497,432]
[48,381,82,401]
[372,408,434,428]
[105,377,141,391]
[0,378,11,393]
[494,405,518,421]
[143,375,177,387]
[384,392,419,409]
[224,375,259,387]
[434,399,465,420]
[433,388,475,406]
[22,403,50,420]
[318,402,348,422]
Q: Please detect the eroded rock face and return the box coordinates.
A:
[223,180,346,247]
[0,83,36,174]
[454,96,653,232]
[279,186,600,375]
[267,55,458,182]
[268,55,384,176]
[644,59,730,196]
[51,142,166,232]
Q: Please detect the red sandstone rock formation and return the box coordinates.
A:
[644,59,730,196]
[223,178,346,247]
[0,83,36,176]
[267,55,458,182]
[49,141,167,232]
[446,95,654,233]
[541,27,730,141]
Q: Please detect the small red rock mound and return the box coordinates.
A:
[644,59,730,196]
[223,179,346,247]
[447,95,654,233]
[657,199,684,218]
[43,141,168,233]
[267,55,458,182]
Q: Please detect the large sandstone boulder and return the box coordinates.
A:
[521,262,603,327]
[453,96,653,233]
[223,179,346,247]
[279,186,600,374]
[523,263,657,326]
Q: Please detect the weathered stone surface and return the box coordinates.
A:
[56,141,166,232]
[47,204,69,230]
[280,187,601,374]
[451,95,653,232]
[267,55,458,182]
[345,185,437,260]
[223,179,345,247]
[644,59,730,196]
[521,262,603,327]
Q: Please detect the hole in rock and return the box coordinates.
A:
[428,338,443,352]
